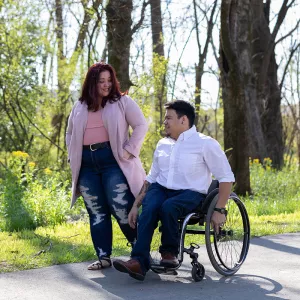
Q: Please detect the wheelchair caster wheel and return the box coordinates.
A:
[192,263,205,282]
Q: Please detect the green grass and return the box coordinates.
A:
[1,210,300,273]
[249,211,300,236]
[0,220,132,273]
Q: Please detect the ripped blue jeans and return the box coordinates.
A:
[78,145,137,260]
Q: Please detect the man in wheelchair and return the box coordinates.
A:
[113,100,235,281]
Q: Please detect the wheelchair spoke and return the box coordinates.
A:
[206,194,250,276]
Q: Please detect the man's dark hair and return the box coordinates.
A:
[164,100,195,128]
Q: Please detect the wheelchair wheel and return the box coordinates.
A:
[205,193,250,276]
[192,262,205,282]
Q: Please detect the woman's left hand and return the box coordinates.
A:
[123,149,133,160]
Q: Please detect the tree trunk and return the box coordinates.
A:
[150,0,164,57]
[106,0,133,91]
[220,0,252,195]
[193,0,218,129]
[220,52,251,195]
[261,51,283,168]
[149,0,166,127]
[220,0,293,193]
[251,1,284,168]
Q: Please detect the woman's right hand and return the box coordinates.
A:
[128,205,139,229]
[123,149,133,160]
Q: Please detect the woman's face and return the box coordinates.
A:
[97,70,112,98]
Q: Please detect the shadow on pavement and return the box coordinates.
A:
[251,235,300,256]
[89,268,286,300]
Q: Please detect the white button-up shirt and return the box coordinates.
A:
[146,126,235,194]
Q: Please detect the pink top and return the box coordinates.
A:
[83,110,109,145]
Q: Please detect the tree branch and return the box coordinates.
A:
[193,0,201,62]
[280,42,300,91]
[271,0,295,42]
[220,0,237,69]
[88,1,104,66]
[275,19,300,45]
[16,100,65,152]
[200,0,218,68]
[131,0,150,35]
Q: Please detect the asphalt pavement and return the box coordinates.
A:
[0,233,300,300]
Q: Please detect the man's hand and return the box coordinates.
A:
[128,206,139,229]
[211,211,226,234]
[211,182,232,234]
[128,181,150,228]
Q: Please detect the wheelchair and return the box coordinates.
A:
[149,180,250,282]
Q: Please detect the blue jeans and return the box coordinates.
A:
[131,182,206,273]
[78,145,137,260]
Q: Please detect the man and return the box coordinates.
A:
[113,100,235,281]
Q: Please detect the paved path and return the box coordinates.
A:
[1,233,300,300]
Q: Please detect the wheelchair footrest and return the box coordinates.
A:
[150,263,179,275]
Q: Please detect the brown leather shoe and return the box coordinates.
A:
[160,252,179,268]
[113,259,145,281]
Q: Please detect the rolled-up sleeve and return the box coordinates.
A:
[203,139,235,183]
[146,148,159,183]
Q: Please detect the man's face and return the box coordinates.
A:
[163,109,183,139]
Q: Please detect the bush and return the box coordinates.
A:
[242,158,300,216]
[0,151,81,232]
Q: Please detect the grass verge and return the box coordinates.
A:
[1,211,299,273]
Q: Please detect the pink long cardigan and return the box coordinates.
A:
[66,95,148,208]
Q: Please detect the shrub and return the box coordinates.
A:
[0,151,80,231]
[242,158,300,216]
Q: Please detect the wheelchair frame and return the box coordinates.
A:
[150,180,250,282]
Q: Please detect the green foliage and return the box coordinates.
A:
[138,102,162,173]
[242,158,300,216]
[0,0,71,170]
[130,61,168,172]
[0,0,55,159]
[0,151,82,232]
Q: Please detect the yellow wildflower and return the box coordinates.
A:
[28,161,36,168]
[12,151,29,159]
[263,157,272,168]
[253,158,259,164]
[44,168,52,175]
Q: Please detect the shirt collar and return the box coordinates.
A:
[178,125,197,141]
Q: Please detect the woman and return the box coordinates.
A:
[66,62,148,270]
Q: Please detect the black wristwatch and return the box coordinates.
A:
[214,207,227,215]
